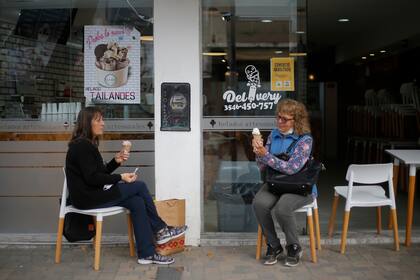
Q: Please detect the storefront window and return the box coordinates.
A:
[202,0,308,232]
[0,0,153,121]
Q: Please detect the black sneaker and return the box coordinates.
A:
[284,244,302,267]
[138,253,174,265]
[263,244,284,265]
[156,225,188,245]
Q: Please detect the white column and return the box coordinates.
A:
[154,0,202,246]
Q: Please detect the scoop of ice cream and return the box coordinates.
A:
[95,42,130,70]
[122,140,132,152]
[94,44,108,59]
[252,128,261,135]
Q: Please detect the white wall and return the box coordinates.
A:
[154,0,202,246]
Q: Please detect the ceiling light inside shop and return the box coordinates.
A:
[203,52,227,56]
[261,19,272,23]
[140,36,153,41]
[289,52,307,57]
[308,74,315,80]
[221,59,226,62]
[338,18,350,22]
[296,31,305,34]
[380,50,386,53]
[274,50,283,54]
[362,56,367,60]
[369,53,375,56]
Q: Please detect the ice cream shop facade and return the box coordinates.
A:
[0,0,332,244]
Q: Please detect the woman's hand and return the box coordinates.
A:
[115,150,129,164]
[252,138,267,157]
[121,173,137,183]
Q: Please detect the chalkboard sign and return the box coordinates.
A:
[161,83,191,131]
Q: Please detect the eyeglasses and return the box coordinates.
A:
[276,115,294,123]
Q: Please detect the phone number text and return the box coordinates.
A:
[224,102,274,111]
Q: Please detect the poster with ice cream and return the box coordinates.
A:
[84,26,141,104]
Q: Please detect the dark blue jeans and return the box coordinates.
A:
[97,181,166,258]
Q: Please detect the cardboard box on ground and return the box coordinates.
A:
[155,199,186,256]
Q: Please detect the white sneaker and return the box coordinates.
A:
[138,253,174,265]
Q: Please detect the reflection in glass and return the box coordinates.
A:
[0,0,154,120]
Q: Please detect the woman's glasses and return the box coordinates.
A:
[277,115,294,123]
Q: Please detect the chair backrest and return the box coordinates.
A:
[400,82,414,104]
[364,89,377,106]
[413,86,420,109]
[59,167,69,218]
[345,163,395,210]
[345,163,393,184]
[377,88,393,105]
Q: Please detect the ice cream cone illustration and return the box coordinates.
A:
[245,65,261,102]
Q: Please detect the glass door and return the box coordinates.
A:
[202,0,308,233]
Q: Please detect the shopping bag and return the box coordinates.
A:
[155,199,186,255]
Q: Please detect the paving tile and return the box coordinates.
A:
[1,244,420,279]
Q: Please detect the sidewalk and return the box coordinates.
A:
[1,243,420,280]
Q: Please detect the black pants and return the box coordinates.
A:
[98,181,166,258]
[253,184,313,248]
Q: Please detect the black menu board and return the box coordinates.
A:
[161,83,191,131]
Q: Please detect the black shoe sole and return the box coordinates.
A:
[284,251,303,267]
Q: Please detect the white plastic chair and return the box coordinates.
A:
[400,82,415,104]
[256,198,321,263]
[55,168,135,271]
[327,163,399,254]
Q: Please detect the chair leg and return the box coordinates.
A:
[92,217,96,247]
[94,220,103,271]
[127,214,135,257]
[313,207,321,250]
[55,217,65,264]
[391,208,400,251]
[328,195,339,237]
[340,211,351,254]
[388,163,400,229]
[376,207,382,234]
[307,213,317,263]
[256,225,263,260]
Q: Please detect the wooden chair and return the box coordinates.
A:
[55,168,135,270]
[255,198,321,263]
[327,163,399,254]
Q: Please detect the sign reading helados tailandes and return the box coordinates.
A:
[84,26,141,104]
[270,57,295,91]
[222,65,283,111]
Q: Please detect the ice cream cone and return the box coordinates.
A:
[252,128,263,143]
[122,140,132,153]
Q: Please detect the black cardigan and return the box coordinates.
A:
[65,138,122,209]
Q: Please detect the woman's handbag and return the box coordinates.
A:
[266,157,322,196]
[265,135,323,196]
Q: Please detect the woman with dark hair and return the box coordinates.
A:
[252,98,315,267]
[65,107,187,265]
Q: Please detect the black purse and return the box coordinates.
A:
[265,135,323,196]
[63,212,96,242]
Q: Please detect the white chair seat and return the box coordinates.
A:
[295,201,315,213]
[66,206,127,217]
[334,186,392,207]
